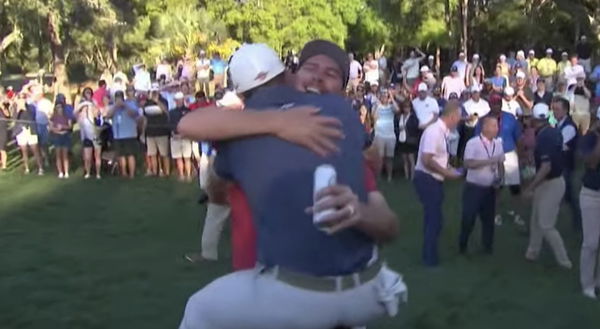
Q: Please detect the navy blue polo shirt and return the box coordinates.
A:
[580,132,600,190]
[534,126,564,179]
[214,86,373,276]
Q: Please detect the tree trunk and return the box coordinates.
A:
[47,10,68,95]
[0,25,21,54]
[459,0,468,55]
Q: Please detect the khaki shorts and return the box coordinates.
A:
[373,136,396,158]
[171,137,193,159]
[503,150,521,186]
[16,128,39,147]
[146,135,169,156]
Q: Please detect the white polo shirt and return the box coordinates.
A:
[412,96,440,128]
[349,60,362,80]
[501,99,522,117]
[415,119,450,181]
[464,135,505,187]
[463,98,491,127]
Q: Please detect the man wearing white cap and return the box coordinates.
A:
[412,82,440,130]
[459,85,490,160]
[557,52,571,81]
[537,48,557,90]
[441,65,466,100]
[427,54,437,77]
[410,65,435,95]
[514,71,534,115]
[502,86,522,117]
[452,51,469,82]
[527,50,539,74]
[196,50,211,95]
[402,48,426,88]
[522,103,572,269]
[514,50,528,75]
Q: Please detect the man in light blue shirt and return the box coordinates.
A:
[210,53,227,89]
[107,90,140,178]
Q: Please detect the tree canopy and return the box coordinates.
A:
[0,0,599,83]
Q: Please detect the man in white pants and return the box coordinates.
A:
[179,42,406,329]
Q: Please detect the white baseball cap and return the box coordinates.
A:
[420,65,430,73]
[528,49,535,55]
[516,71,526,79]
[546,48,553,54]
[229,43,286,93]
[174,92,184,100]
[470,85,481,93]
[472,54,480,60]
[499,54,507,61]
[151,82,160,91]
[561,51,569,57]
[517,50,525,57]
[504,86,515,96]
[428,55,434,60]
[533,103,550,119]
[417,83,428,92]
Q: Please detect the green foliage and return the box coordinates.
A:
[1,0,599,79]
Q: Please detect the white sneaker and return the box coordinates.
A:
[494,215,503,226]
[24,168,30,174]
[64,173,69,179]
[96,174,101,180]
[58,173,64,179]
[38,169,44,176]
[583,289,597,299]
[84,174,90,179]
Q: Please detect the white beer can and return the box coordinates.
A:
[313,164,337,227]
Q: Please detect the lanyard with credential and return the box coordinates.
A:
[479,135,496,158]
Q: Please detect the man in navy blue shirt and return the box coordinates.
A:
[522,103,572,269]
[551,97,582,230]
[178,42,405,329]
[579,121,600,299]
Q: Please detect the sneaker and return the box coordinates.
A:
[84,174,91,179]
[64,173,69,179]
[24,168,30,174]
[559,260,573,270]
[58,173,64,179]
[494,215,503,226]
[96,174,101,180]
[513,214,525,226]
[583,289,597,300]
[37,169,44,176]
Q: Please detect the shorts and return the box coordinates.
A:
[192,141,201,160]
[373,136,396,158]
[170,137,193,159]
[36,124,49,145]
[503,150,521,186]
[16,128,38,147]
[146,135,169,156]
[114,138,138,157]
[82,138,101,149]
[51,133,71,148]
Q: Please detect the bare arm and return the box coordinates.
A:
[464,158,497,169]
[355,191,398,243]
[422,153,460,179]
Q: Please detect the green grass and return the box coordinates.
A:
[0,168,599,329]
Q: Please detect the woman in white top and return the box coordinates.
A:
[373,89,400,182]
[75,101,103,179]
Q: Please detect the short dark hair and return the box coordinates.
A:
[99,80,107,87]
[441,102,461,117]
[551,96,570,112]
[195,91,206,99]
[114,91,125,100]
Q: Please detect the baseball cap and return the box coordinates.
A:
[417,83,428,92]
[459,51,465,57]
[517,50,525,57]
[528,49,535,55]
[504,86,515,96]
[450,65,458,72]
[151,82,160,91]
[532,103,550,119]
[299,39,350,87]
[561,51,569,57]
[420,65,430,73]
[174,92,184,100]
[499,54,507,61]
[199,49,206,55]
[546,48,553,54]
[516,71,526,79]
[489,94,502,106]
[472,54,480,60]
[229,43,286,93]
[470,85,481,93]
[428,55,434,60]
[449,92,459,99]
